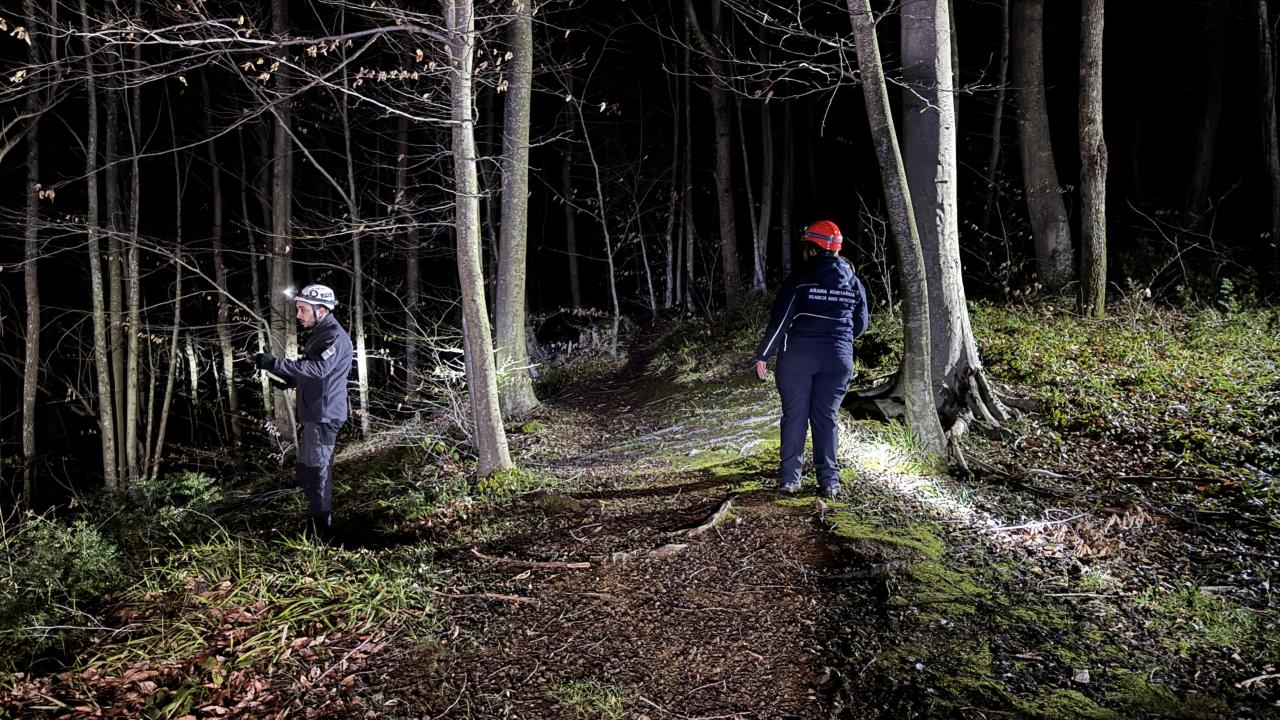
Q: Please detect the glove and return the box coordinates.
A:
[253,352,276,370]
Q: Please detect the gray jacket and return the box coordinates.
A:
[272,314,353,425]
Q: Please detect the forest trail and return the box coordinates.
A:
[408,355,1279,719]
[413,374,859,718]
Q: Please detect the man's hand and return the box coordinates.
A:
[269,377,293,390]
[755,360,768,381]
[253,352,276,370]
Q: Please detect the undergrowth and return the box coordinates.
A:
[973,303,1279,481]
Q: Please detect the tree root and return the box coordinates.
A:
[428,588,540,606]
[671,497,735,538]
[470,547,591,570]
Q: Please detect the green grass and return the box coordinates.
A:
[1132,585,1259,652]
[547,677,632,719]
[970,304,1280,479]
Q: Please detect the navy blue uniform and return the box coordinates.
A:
[755,256,868,492]
[270,313,353,526]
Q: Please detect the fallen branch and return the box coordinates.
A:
[427,588,540,606]
[1237,673,1280,688]
[672,497,735,537]
[470,547,591,569]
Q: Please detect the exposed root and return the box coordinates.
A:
[470,547,591,570]
[428,588,541,606]
[672,497,735,538]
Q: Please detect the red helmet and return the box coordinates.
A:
[802,220,842,251]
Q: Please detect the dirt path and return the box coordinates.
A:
[409,376,864,718]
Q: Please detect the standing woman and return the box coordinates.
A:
[754,220,869,497]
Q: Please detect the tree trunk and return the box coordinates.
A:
[897,0,1009,433]
[495,0,540,419]
[685,0,741,309]
[682,17,698,314]
[1258,0,1280,277]
[105,59,126,484]
[663,67,681,310]
[480,83,500,294]
[780,103,794,277]
[980,0,1010,234]
[124,0,143,487]
[446,0,513,476]
[738,88,775,294]
[574,101,622,350]
[202,74,241,448]
[151,247,182,480]
[736,96,764,292]
[241,130,272,414]
[1185,0,1224,217]
[21,0,41,504]
[397,117,422,398]
[563,141,581,308]
[847,0,946,456]
[81,0,119,491]
[1079,0,1108,317]
[1012,0,1073,291]
[340,50,371,440]
[270,0,297,447]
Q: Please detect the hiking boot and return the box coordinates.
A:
[777,481,801,495]
[819,484,840,499]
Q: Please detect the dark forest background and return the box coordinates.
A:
[1,0,1277,505]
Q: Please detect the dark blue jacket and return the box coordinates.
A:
[272,313,353,424]
[754,255,869,361]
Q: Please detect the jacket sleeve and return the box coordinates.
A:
[754,276,802,361]
[272,332,351,380]
[850,276,870,340]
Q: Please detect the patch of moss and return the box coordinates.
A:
[1133,585,1258,650]
[475,466,554,500]
[1010,688,1122,720]
[527,491,586,516]
[906,561,990,616]
[828,516,945,560]
[518,420,546,434]
[1107,669,1229,719]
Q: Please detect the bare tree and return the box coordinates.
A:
[397,117,423,398]
[847,0,946,456]
[81,0,119,491]
[150,104,184,480]
[685,0,741,309]
[21,0,41,503]
[268,0,297,448]
[1185,0,1224,218]
[979,0,1010,234]
[895,0,1008,433]
[1013,0,1073,291]
[339,34,371,440]
[446,0,513,476]
[495,0,540,418]
[201,73,241,448]
[1258,0,1280,276]
[1079,0,1107,317]
[779,102,793,277]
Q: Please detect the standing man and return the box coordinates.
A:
[254,284,353,534]
[754,221,869,498]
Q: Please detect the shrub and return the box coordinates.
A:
[0,516,123,667]
[133,470,226,538]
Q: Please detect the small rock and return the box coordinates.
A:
[1072,668,1091,684]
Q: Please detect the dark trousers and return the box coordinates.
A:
[775,338,853,489]
[297,421,341,526]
